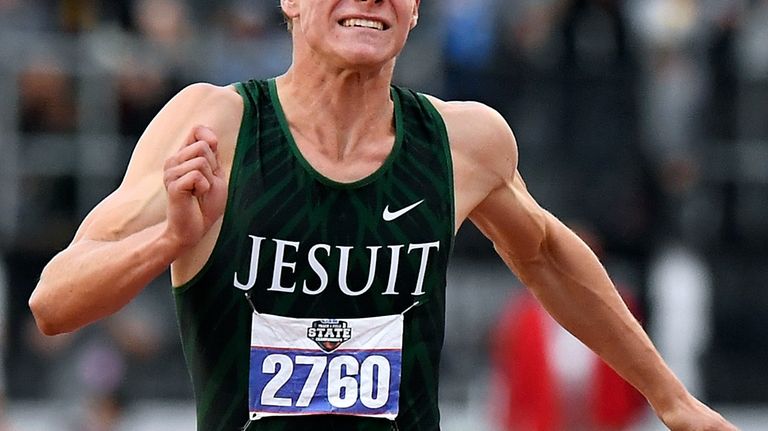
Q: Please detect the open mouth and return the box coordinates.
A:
[339,18,388,31]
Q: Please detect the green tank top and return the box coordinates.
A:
[174,79,455,431]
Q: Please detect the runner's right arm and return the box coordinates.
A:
[29,83,232,335]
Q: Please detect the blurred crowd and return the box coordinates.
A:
[1,0,767,429]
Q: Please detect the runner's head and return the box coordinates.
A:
[280,0,420,70]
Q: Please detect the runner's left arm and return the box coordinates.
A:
[465,108,737,431]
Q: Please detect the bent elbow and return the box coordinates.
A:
[35,318,65,337]
[28,289,68,336]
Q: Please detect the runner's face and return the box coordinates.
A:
[284,0,420,69]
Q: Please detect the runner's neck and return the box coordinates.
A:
[274,70,395,161]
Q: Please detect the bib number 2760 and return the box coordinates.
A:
[249,312,404,420]
[260,353,391,409]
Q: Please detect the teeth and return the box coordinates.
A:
[341,18,385,30]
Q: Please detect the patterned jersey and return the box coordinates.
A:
[174,79,455,431]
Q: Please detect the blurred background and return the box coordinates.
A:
[1,0,767,430]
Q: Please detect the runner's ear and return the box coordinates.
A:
[411,0,420,29]
[281,0,299,21]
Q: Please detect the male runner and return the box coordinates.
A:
[29,0,738,430]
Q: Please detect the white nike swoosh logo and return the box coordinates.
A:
[382,200,425,222]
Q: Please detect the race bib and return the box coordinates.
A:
[249,312,404,421]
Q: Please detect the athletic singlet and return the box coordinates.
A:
[174,79,455,431]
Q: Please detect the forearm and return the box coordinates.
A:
[503,215,691,414]
[29,222,180,335]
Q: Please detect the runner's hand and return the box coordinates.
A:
[659,397,739,431]
[163,125,227,249]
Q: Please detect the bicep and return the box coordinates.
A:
[74,84,236,242]
[71,84,216,243]
[469,170,551,263]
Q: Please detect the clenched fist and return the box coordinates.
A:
[163,125,227,249]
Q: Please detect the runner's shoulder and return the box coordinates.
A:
[142,82,244,147]
[422,94,518,176]
[170,82,244,118]
[124,83,243,182]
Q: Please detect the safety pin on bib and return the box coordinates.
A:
[244,292,259,315]
[401,301,420,315]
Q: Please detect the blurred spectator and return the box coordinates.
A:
[204,0,292,85]
[97,1,133,31]
[627,0,735,247]
[0,0,57,33]
[12,52,80,253]
[441,0,503,104]
[133,0,190,49]
[58,0,99,33]
[491,226,646,431]
[73,391,125,431]
[116,0,192,141]
[18,59,77,134]
[216,0,271,38]
[630,0,708,193]
[500,0,631,70]
[501,0,568,63]
[498,0,657,256]
[6,50,81,403]
[116,58,182,141]
[492,291,646,431]
[648,243,713,398]
[12,279,180,402]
